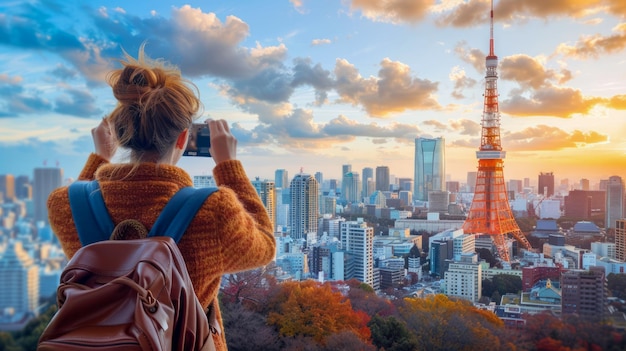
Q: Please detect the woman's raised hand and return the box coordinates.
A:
[206,119,237,165]
[92,117,117,161]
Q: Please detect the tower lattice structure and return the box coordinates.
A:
[462,1,531,262]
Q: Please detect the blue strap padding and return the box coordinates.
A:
[148,186,217,242]
[69,180,114,245]
[68,180,217,245]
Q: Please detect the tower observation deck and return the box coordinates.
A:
[461,0,532,262]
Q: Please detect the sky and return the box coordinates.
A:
[0,0,625,187]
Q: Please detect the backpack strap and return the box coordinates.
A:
[148,186,218,241]
[68,180,217,245]
[68,180,114,246]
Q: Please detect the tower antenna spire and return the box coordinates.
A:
[489,0,495,57]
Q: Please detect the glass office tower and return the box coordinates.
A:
[414,137,445,201]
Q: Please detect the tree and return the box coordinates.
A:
[344,279,396,317]
[221,264,277,309]
[608,273,626,300]
[221,301,280,351]
[492,274,522,295]
[397,294,504,351]
[368,315,417,351]
[266,280,372,344]
[322,331,376,351]
[476,248,497,267]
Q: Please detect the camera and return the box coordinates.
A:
[183,123,211,157]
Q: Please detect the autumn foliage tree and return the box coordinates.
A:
[397,294,507,351]
[265,280,372,345]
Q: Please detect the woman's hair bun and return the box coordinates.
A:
[106,43,202,158]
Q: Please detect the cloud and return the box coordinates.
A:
[50,64,78,80]
[555,23,626,59]
[54,88,103,117]
[347,0,621,28]
[502,86,601,118]
[499,54,557,89]
[449,66,477,99]
[454,42,485,73]
[449,119,481,136]
[222,56,441,118]
[608,0,626,16]
[109,6,288,79]
[348,0,432,24]
[290,0,307,14]
[291,58,334,106]
[603,94,626,109]
[423,119,447,131]
[311,39,331,46]
[435,0,489,28]
[504,124,609,151]
[334,58,440,117]
[0,75,52,116]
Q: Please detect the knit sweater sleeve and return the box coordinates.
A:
[78,153,109,180]
[212,160,276,273]
[48,153,110,259]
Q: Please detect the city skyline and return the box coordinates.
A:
[0,1,625,183]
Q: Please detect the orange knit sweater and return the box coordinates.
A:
[47,153,276,350]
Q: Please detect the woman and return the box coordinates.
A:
[47,46,276,350]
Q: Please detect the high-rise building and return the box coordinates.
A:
[461,3,531,262]
[606,176,624,229]
[399,190,412,207]
[252,178,276,231]
[275,188,289,232]
[342,172,361,204]
[340,218,374,286]
[340,165,352,203]
[193,175,216,188]
[0,241,40,319]
[466,172,477,193]
[561,267,607,321]
[15,175,31,200]
[362,167,373,199]
[375,166,390,192]
[414,137,445,201]
[314,172,324,191]
[398,178,413,192]
[580,178,590,191]
[538,172,555,197]
[616,219,626,262]
[328,179,338,194]
[446,181,460,194]
[429,238,453,278]
[289,173,319,240]
[275,169,289,189]
[563,190,606,220]
[33,167,63,224]
[0,174,15,202]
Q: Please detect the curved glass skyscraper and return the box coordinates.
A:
[414,137,445,201]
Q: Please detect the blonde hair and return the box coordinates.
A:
[107,43,201,161]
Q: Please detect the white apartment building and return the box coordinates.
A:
[341,218,374,287]
[445,253,482,303]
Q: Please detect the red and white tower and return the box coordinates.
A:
[462,0,531,262]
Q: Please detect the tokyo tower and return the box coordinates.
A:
[462,0,531,262]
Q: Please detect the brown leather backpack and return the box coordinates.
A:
[38,181,219,351]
